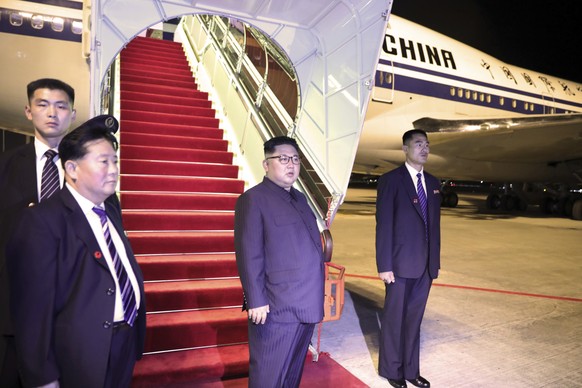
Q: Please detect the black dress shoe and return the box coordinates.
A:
[387,379,407,388]
[407,375,430,387]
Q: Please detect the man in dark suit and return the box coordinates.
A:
[6,115,146,388]
[234,136,326,388]
[375,129,441,388]
[0,78,76,387]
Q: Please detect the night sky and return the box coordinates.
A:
[391,0,582,83]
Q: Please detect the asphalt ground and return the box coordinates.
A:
[313,188,582,387]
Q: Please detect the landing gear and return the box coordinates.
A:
[486,193,527,211]
[572,199,582,220]
[441,191,458,208]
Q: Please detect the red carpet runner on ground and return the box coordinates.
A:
[119,36,366,387]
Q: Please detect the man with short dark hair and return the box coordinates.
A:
[376,129,441,388]
[6,115,146,388]
[0,78,77,387]
[234,136,326,387]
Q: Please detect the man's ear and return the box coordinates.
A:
[262,159,269,173]
[65,160,78,180]
[24,105,32,120]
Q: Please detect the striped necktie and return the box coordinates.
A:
[40,149,60,202]
[416,172,429,239]
[92,206,138,326]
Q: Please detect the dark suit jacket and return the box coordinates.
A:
[234,177,325,323]
[376,165,441,279]
[0,143,37,337]
[6,186,146,388]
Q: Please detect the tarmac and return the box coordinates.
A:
[312,187,582,388]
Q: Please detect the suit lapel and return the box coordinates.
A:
[61,188,111,272]
[400,165,425,222]
[17,143,39,204]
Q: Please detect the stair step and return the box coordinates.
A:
[144,308,247,352]
[121,109,219,128]
[121,81,208,98]
[120,91,211,109]
[119,68,196,85]
[137,253,238,281]
[120,145,232,164]
[132,344,249,386]
[130,37,184,51]
[120,73,196,89]
[145,279,242,311]
[123,210,234,231]
[121,159,238,179]
[120,175,244,194]
[127,231,234,255]
[122,55,191,72]
[122,47,186,61]
[120,132,225,151]
[121,100,215,117]
[120,192,239,211]
[121,120,221,138]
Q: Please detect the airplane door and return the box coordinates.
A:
[372,62,395,104]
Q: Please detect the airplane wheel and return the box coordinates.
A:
[564,198,575,218]
[445,192,458,208]
[572,199,582,220]
[486,193,501,209]
[542,197,554,214]
[501,195,516,211]
[516,197,528,212]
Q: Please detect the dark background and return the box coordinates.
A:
[391,0,582,83]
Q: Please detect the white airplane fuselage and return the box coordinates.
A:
[355,14,582,185]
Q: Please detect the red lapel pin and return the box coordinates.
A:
[94,251,102,259]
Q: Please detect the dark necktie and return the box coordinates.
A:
[40,149,60,202]
[416,172,429,239]
[92,206,138,326]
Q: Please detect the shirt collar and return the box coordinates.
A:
[66,182,105,213]
[34,138,57,163]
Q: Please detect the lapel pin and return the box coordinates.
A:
[94,251,102,259]
[413,198,419,204]
[433,189,440,194]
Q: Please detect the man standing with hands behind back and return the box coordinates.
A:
[0,78,76,387]
[375,129,441,388]
[6,115,146,388]
[234,136,326,388]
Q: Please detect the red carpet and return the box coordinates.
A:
[120,36,363,386]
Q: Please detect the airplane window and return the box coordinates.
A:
[450,87,455,97]
[52,17,64,32]
[512,100,517,108]
[465,90,470,99]
[472,91,477,100]
[524,102,529,110]
[458,87,463,96]
[31,15,44,30]
[499,97,504,105]
[486,95,491,103]
[9,12,24,27]
[72,21,83,35]
[530,104,535,112]
[479,93,484,102]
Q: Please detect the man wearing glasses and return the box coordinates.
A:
[234,136,325,388]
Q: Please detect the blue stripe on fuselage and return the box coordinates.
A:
[377,59,582,113]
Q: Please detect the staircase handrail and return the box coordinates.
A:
[181,14,334,223]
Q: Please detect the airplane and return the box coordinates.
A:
[2,3,582,220]
[354,14,582,220]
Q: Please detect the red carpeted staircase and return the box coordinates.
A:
[118,36,250,386]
